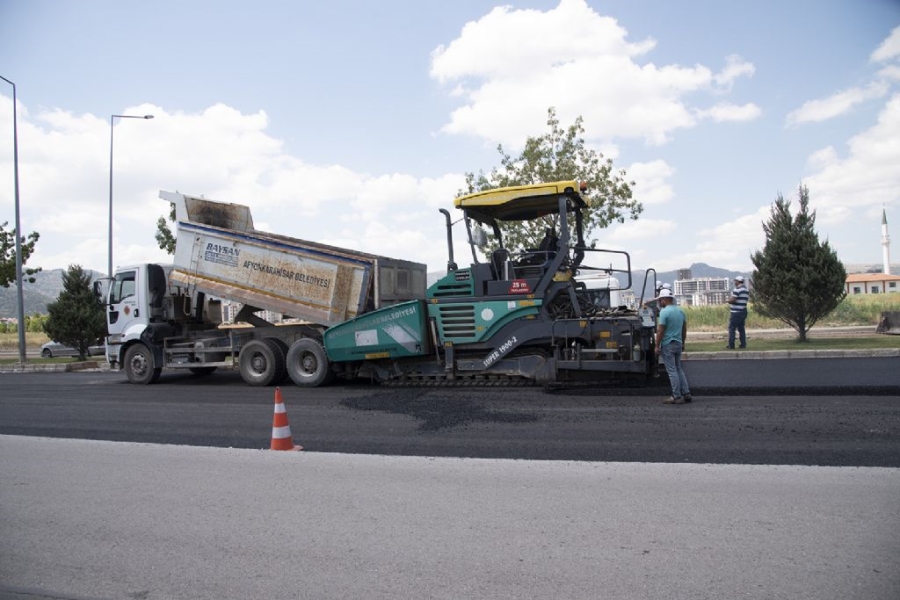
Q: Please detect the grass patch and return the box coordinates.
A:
[684,294,900,331]
[686,335,900,352]
[0,332,51,351]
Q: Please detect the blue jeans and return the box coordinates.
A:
[728,310,747,348]
[660,340,690,398]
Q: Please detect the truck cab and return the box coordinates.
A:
[105,263,222,383]
[577,272,623,310]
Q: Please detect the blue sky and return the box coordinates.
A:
[1,0,899,278]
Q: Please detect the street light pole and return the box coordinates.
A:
[108,113,153,278]
[1,74,26,363]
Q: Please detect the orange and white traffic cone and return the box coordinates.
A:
[270,387,302,451]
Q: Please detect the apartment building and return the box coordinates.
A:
[673,276,732,306]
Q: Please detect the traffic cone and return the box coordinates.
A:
[270,387,302,451]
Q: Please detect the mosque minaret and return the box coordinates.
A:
[883,207,891,275]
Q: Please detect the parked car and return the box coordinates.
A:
[40,340,106,359]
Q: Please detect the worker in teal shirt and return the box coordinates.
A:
[654,288,692,404]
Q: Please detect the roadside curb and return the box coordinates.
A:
[0,360,111,374]
[685,348,900,360]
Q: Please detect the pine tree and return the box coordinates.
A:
[750,185,846,342]
[43,265,107,360]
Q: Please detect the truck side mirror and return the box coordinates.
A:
[92,280,107,303]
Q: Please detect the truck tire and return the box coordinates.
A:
[286,338,333,387]
[269,339,291,383]
[239,339,286,386]
[124,343,162,385]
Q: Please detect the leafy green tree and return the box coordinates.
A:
[155,203,176,254]
[0,221,41,287]
[750,185,847,342]
[462,107,641,251]
[43,265,107,360]
[27,313,48,333]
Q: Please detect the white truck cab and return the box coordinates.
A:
[578,272,623,309]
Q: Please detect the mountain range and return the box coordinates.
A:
[0,269,105,319]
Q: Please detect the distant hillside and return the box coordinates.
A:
[845,263,900,274]
[630,263,748,295]
[0,269,105,318]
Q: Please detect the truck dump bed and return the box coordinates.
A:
[161,191,426,326]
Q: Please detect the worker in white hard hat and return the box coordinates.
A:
[655,288,691,404]
[645,282,671,315]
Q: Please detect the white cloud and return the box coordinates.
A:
[878,65,900,82]
[803,93,900,214]
[627,160,675,205]
[430,0,756,148]
[0,98,467,276]
[713,54,756,90]
[652,206,771,272]
[871,25,900,63]
[606,218,676,242]
[430,0,655,84]
[786,82,890,126]
[699,102,762,123]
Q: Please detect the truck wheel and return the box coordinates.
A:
[269,339,291,383]
[239,339,286,386]
[286,338,333,387]
[124,343,162,384]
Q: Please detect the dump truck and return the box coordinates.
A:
[104,181,659,386]
[103,191,427,385]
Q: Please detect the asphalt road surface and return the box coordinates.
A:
[1,356,898,466]
[2,358,898,600]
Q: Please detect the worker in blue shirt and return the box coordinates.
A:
[655,288,691,404]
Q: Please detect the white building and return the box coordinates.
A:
[674,276,732,306]
[845,273,900,295]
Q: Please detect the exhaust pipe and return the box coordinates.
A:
[440,208,458,272]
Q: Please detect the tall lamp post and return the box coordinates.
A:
[1,74,26,363]
[108,113,153,278]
